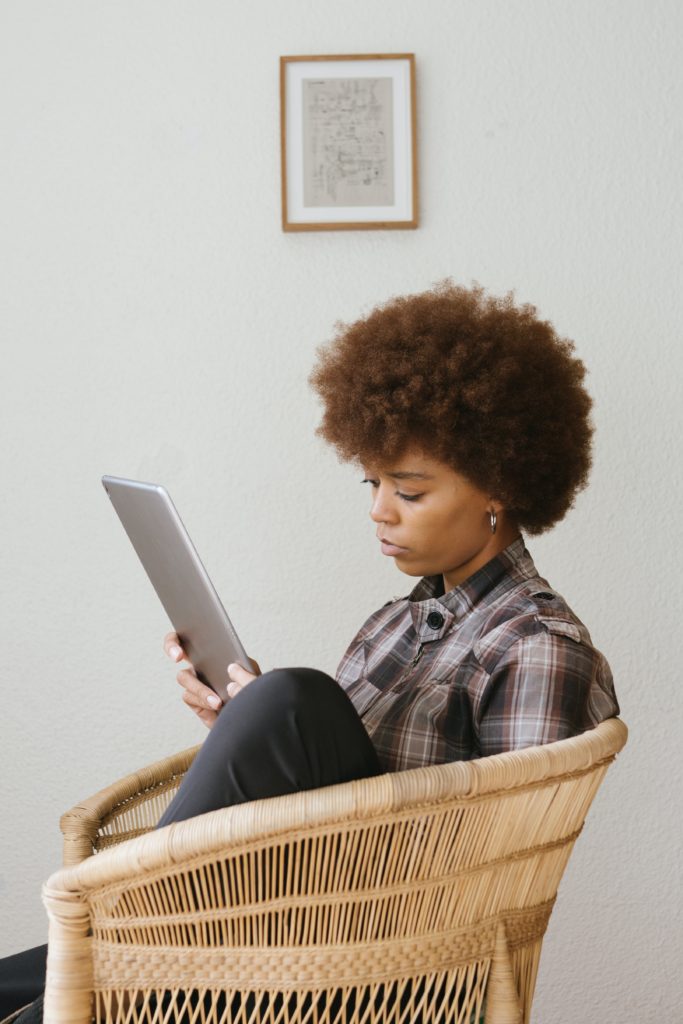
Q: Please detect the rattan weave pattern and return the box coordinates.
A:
[44,719,627,1024]
[91,902,553,990]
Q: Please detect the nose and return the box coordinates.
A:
[369,486,399,524]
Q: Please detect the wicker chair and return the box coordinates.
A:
[43,718,627,1024]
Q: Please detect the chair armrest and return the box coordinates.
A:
[59,744,199,866]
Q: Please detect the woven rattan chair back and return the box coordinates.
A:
[46,718,627,1024]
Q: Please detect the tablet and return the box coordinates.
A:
[102,475,249,703]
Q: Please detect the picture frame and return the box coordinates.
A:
[280,54,418,232]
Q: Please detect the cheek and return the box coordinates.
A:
[433,504,486,550]
[413,512,455,555]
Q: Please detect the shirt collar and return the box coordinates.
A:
[407,537,532,637]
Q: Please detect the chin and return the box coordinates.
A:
[394,557,426,577]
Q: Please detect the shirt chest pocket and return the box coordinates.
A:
[350,674,451,726]
[345,677,399,720]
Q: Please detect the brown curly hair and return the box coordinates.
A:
[309,282,593,534]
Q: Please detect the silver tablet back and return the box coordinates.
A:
[102,475,248,702]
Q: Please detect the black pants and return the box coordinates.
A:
[0,669,380,1022]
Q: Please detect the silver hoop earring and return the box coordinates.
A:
[489,510,497,535]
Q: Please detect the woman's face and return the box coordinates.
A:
[362,448,519,591]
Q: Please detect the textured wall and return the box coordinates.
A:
[1,1,681,1020]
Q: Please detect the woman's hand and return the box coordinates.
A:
[226,661,260,698]
[163,632,261,729]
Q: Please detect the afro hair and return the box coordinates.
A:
[309,282,593,534]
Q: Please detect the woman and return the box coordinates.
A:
[1,282,619,1021]
[154,281,619,820]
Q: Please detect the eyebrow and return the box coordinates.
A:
[385,471,435,481]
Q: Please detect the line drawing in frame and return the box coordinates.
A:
[280,54,418,231]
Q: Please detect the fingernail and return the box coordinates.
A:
[207,695,221,710]
[227,663,237,673]
[170,645,182,660]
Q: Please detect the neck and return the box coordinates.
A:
[442,524,521,592]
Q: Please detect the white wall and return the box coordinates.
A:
[1,1,681,1020]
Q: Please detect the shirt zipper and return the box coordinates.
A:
[411,643,425,668]
[395,642,426,688]
[362,642,427,718]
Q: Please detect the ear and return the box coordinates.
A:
[488,499,519,535]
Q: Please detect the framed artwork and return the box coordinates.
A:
[280,54,418,232]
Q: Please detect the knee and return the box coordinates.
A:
[211,668,337,741]
[209,667,357,759]
[243,667,338,715]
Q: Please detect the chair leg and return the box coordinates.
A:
[42,884,93,1024]
[485,925,523,1024]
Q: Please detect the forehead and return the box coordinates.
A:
[363,448,450,480]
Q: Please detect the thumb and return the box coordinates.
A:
[227,662,257,688]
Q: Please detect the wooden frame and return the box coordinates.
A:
[280,54,418,232]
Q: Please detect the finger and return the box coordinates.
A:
[228,662,257,686]
[182,689,207,712]
[226,666,256,697]
[177,668,223,711]
[182,691,219,729]
[195,708,218,728]
[164,632,186,662]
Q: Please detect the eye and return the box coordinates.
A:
[361,479,423,503]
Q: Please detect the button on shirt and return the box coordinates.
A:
[336,538,619,773]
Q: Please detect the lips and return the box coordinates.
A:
[378,535,408,552]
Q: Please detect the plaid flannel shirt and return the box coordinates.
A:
[336,538,619,773]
